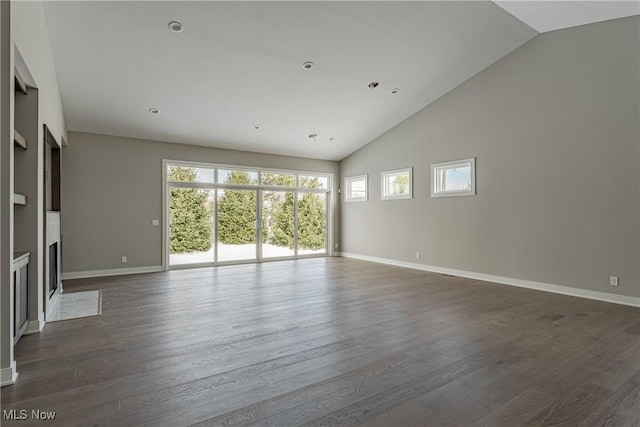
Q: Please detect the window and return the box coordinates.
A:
[261,172,296,187]
[299,175,329,189]
[344,175,367,202]
[167,165,214,183]
[381,168,412,200]
[217,169,258,185]
[431,158,475,197]
[164,160,331,268]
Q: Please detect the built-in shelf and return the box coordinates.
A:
[13,193,27,206]
[13,251,30,264]
[14,129,27,150]
[14,67,28,95]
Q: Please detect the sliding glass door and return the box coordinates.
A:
[165,161,330,268]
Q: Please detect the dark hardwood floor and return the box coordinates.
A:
[1,257,639,426]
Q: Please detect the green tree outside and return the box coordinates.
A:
[297,192,326,250]
[267,192,295,248]
[171,167,326,252]
[266,175,326,250]
[169,166,213,253]
[217,171,257,244]
[262,172,295,187]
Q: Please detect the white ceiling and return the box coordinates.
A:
[494,1,640,33]
[43,2,638,161]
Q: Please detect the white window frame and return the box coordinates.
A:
[381,167,413,200]
[431,158,476,198]
[344,174,368,202]
[162,159,334,270]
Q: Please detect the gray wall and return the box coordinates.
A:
[340,17,639,298]
[62,132,340,273]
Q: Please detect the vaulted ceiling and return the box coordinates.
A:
[42,1,638,161]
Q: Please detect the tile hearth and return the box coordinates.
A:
[48,290,102,322]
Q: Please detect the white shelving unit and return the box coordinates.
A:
[14,129,27,150]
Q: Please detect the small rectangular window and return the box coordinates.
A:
[217,169,258,185]
[167,165,214,183]
[431,158,475,197]
[381,168,412,200]
[261,172,296,187]
[345,175,367,202]
[299,175,329,189]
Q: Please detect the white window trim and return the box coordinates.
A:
[344,174,368,202]
[381,167,413,200]
[431,158,476,198]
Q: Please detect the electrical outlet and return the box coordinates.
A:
[121,256,127,263]
[335,243,338,249]
[610,276,619,287]
[416,252,421,259]
[151,219,160,226]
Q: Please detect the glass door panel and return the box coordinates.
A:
[217,189,258,262]
[169,187,215,266]
[297,192,327,255]
[262,190,295,258]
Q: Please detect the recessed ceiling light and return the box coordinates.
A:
[391,88,400,94]
[148,108,160,114]
[302,61,314,70]
[253,125,261,130]
[168,21,184,33]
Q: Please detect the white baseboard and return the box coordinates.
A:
[62,265,163,280]
[24,319,44,335]
[1,361,18,387]
[338,252,640,308]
